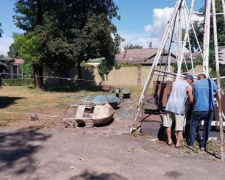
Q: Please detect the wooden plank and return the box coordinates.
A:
[75,105,85,119]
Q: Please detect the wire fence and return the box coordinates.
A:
[1,72,225,87]
[1,72,225,123]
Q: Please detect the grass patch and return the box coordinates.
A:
[206,140,220,156]
[0,85,144,127]
[0,119,11,126]
[27,125,46,130]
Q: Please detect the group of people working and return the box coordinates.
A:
[163,73,218,151]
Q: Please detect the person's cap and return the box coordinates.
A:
[184,74,194,81]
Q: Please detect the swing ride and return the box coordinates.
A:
[130,0,225,159]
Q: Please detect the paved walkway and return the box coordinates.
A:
[0,98,225,180]
[0,125,225,180]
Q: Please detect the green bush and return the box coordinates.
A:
[171,62,194,73]
[118,62,139,67]
[2,78,33,86]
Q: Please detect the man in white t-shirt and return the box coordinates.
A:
[163,74,194,148]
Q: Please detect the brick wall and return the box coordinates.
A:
[44,65,204,88]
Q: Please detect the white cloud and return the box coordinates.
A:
[119,7,174,49]
[145,7,174,45]
[119,33,152,48]
[143,7,204,49]
[0,36,13,56]
[191,13,204,23]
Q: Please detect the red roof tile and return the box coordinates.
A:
[14,59,24,65]
[115,48,177,64]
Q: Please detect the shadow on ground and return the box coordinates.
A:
[70,170,127,180]
[0,96,24,109]
[44,84,102,93]
[0,128,51,175]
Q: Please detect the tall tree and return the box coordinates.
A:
[42,0,121,88]
[13,0,58,89]
[0,55,15,73]
[125,44,143,49]
[13,0,122,89]
[9,33,36,76]
[188,0,225,78]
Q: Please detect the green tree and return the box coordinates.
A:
[37,1,122,88]
[125,44,143,49]
[172,62,193,73]
[187,21,204,52]
[9,33,37,76]
[188,0,225,78]
[13,0,59,89]
[13,0,122,89]
[0,55,15,78]
[209,0,225,78]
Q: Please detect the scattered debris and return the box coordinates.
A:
[121,88,131,98]
[29,114,38,121]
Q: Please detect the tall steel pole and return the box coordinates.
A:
[176,0,195,79]
[212,0,224,161]
[130,0,183,133]
[176,1,183,80]
[221,0,225,29]
[203,0,211,77]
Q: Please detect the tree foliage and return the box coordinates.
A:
[9,33,37,76]
[125,44,143,49]
[187,21,204,52]
[0,55,15,73]
[13,0,61,31]
[188,0,225,77]
[11,0,122,88]
[172,62,193,73]
[12,0,52,89]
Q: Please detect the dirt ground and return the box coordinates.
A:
[1,96,225,179]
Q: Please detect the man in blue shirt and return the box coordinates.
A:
[188,73,218,151]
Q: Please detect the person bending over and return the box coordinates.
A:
[163,74,194,148]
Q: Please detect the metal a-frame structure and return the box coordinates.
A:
[130,0,225,160]
[130,0,199,133]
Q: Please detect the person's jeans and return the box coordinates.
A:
[188,110,214,148]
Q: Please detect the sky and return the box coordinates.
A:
[0,0,205,56]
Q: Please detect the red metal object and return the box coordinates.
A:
[101,85,115,92]
[153,81,173,108]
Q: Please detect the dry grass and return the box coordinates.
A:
[0,86,101,127]
[0,85,144,128]
[1,86,224,160]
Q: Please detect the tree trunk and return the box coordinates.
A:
[77,62,82,89]
[33,0,43,90]
[37,0,43,25]
[33,62,43,89]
